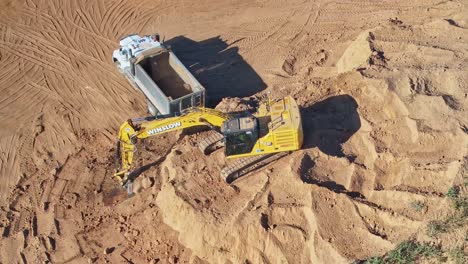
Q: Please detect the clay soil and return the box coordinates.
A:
[0,0,467,263]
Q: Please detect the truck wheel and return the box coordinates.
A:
[147,101,158,116]
[113,61,124,73]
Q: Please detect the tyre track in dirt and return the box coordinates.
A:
[0,0,153,212]
[1,0,467,263]
[0,135,21,202]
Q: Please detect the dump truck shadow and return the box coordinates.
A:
[301,94,361,158]
[165,36,266,106]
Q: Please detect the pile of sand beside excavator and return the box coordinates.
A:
[0,0,467,263]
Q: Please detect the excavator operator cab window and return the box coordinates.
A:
[223,116,258,156]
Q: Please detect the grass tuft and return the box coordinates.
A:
[447,186,460,199]
[426,186,468,237]
[364,256,384,264]
[426,220,448,237]
[409,201,425,212]
[364,241,441,264]
[449,246,467,264]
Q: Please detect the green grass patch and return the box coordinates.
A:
[447,186,459,199]
[449,246,467,264]
[426,186,468,237]
[426,210,466,237]
[409,201,425,212]
[364,241,441,264]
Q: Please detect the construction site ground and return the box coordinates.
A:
[0,0,467,263]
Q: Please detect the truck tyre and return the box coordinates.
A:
[147,101,158,116]
[113,61,124,73]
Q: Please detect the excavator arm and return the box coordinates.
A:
[114,108,230,185]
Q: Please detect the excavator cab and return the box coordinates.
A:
[222,116,259,156]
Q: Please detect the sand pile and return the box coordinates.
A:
[0,0,467,263]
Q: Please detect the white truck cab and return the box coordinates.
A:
[113,34,162,70]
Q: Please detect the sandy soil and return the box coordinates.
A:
[0,0,467,263]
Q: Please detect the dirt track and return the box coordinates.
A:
[0,0,467,263]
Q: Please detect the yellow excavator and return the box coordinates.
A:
[114,96,303,188]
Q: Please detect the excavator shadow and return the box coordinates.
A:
[298,94,363,198]
[300,94,361,159]
[300,157,364,199]
[165,36,267,106]
[125,141,178,184]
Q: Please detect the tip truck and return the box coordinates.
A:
[113,34,205,116]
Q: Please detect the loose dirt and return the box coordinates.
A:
[0,0,467,263]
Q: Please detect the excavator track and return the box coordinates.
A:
[198,130,224,154]
[221,152,290,183]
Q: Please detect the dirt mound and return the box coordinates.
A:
[214,97,256,113]
[1,0,467,263]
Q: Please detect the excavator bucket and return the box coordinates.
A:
[102,186,131,206]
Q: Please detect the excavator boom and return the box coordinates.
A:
[114,108,230,185]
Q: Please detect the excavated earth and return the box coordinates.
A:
[0,0,467,263]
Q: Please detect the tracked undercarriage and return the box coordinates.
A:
[197,130,290,183]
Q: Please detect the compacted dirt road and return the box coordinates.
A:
[0,0,467,263]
